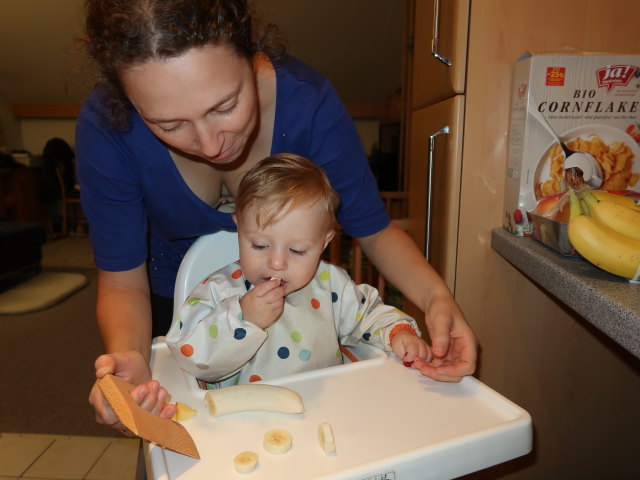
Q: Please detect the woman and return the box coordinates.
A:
[79,0,477,433]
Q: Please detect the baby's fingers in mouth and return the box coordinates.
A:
[266,276,285,287]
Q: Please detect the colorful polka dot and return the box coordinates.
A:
[277,347,290,359]
[200,277,209,285]
[244,279,252,290]
[187,297,200,306]
[311,298,320,309]
[249,374,262,382]
[298,349,311,361]
[319,270,330,281]
[234,328,247,340]
[363,332,371,341]
[335,348,342,358]
[374,328,381,336]
[231,269,243,279]
[209,325,218,338]
[361,296,366,304]
[290,331,302,343]
[180,344,194,357]
[331,292,338,303]
[355,312,362,322]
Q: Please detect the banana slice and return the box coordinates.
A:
[204,384,304,416]
[234,450,258,474]
[171,402,197,422]
[318,422,336,454]
[263,429,292,454]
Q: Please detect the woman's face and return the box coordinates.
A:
[121,44,258,165]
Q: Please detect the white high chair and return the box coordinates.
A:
[148,231,532,480]
[172,230,239,320]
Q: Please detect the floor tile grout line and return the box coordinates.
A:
[16,436,57,479]
[82,440,114,480]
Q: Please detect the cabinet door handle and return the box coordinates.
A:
[426,126,450,261]
[431,0,452,66]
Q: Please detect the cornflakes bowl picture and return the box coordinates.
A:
[534,124,640,200]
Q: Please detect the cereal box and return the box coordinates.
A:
[503,51,640,236]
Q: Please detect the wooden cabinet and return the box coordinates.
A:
[0,167,46,224]
[406,96,464,291]
[410,0,469,109]
[405,0,640,477]
[405,0,469,302]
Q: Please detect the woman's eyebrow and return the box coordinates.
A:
[146,90,239,124]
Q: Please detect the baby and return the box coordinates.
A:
[166,153,432,386]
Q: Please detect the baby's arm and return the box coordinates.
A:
[389,329,433,366]
[166,270,267,382]
[334,269,424,354]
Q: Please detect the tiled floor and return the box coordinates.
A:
[0,433,143,480]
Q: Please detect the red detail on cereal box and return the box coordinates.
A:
[546,67,565,86]
[596,64,637,92]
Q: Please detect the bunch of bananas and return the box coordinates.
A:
[567,189,640,281]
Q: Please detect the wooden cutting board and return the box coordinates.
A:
[98,374,200,459]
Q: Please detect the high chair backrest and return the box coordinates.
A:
[172,231,239,321]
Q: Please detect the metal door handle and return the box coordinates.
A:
[426,126,450,261]
[431,0,452,66]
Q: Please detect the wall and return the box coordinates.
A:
[353,119,380,157]
[19,119,77,155]
[0,92,23,151]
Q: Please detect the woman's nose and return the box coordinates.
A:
[195,123,223,158]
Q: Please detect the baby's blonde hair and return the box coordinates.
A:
[235,153,339,229]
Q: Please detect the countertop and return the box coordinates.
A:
[491,228,640,359]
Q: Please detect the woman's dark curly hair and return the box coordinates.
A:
[83,0,285,130]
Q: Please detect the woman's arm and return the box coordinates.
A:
[97,266,153,360]
[89,266,175,430]
[357,222,478,382]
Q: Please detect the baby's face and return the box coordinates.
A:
[235,202,335,295]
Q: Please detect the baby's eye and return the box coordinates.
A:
[251,243,267,251]
[289,248,306,256]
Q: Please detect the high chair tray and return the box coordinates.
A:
[146,340,531,480]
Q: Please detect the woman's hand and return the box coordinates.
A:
[89,350,175,435]
[357,222,478,382]
[411,294,478,382]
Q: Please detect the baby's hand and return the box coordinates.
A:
[390,330,433,367]
[240,277,285,329]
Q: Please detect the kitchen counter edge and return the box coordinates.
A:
[491,227,640,360]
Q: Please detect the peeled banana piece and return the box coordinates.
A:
[234,450,258,474]
[568,189,640,281]
[318,422,336,454]
[581,190,640,241]
[171,402,197,422]
[204,384,304,416]
[263,429,293,454]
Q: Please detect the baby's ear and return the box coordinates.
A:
[323,229,336,249]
